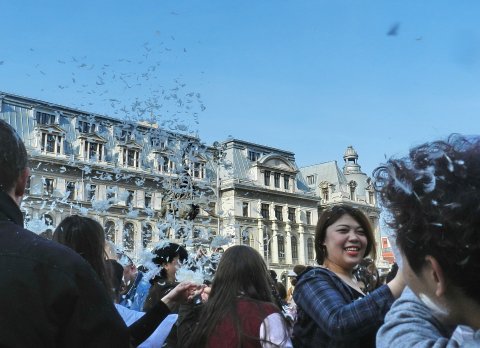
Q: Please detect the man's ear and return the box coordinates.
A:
[14,168,30,199]
[424,255,447,297]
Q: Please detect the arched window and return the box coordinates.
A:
[142,224,153,249]
[105,221,116,243]
[277,235,285,262]
[291,235,298,260]
[307,238,314,260]
[123,222,135,252]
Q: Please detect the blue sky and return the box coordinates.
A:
[1,0,480,176]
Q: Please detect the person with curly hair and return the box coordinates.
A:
[374,134,480,347]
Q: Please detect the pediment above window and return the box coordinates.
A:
[257,154,298,174]
[35,124,65,135]
[119,139,142,149]
[78,133,107,143]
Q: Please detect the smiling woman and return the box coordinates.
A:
[292,204,405,348]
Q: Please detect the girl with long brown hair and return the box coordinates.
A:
[179,245,292,348]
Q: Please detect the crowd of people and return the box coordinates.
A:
[1,117,479,347]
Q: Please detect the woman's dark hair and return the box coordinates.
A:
[353,257,380,293]
[152,242,188,266]
[106,259,125,301]
[373,134,480,304]
[53,215,113,297]
[385,263,398,283]
[150,242,188,284]
[0,119,28,192]
[314,204,376,265]
[185,245,282,348]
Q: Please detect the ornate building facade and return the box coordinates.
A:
[0,92,216,260]
[215,139,321,283]
[1,91,386,284]
[299,146,384,268]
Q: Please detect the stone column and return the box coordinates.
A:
[271,221,279,264]
[298,223,306,264]
[257,218,264,256]
[60,136,64,155]
[285,223,292,265]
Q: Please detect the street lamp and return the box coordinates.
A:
[244,226,272,267]
[262,226,273,268]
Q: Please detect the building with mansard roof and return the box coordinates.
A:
[299,145,386,270]
[1,91,388,287]
[0,91,217,260]
[215,138,321,284]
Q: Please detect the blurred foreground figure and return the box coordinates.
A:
[374,134,480,347]
[0,119,129,347]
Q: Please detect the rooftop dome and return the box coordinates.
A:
[343,145,362,174]
[343,145,358,160]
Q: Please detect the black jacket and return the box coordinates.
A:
[0,191,129,347]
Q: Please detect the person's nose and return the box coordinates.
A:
[347,230,360,243]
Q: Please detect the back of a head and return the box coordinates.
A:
[53,215,106,262]
[293,264,307,277]
[185,245,275,348]
[106,259,125,299]
[374,134,480,304]
[269,270,278,282]
[211,245,273,303]
[53,215,111,293]
[0,119,28,193]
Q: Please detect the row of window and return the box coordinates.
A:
[37,129,206,178]
[105,221,153,251]
[35,111,207,178]
[257,203,312,224]
[34,179,153,208]
[264,170,290,189]
[28,212,154,252]
[242,233,315,261]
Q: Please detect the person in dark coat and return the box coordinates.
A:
[143,242,189,347]
[0,119,129,347]
[143,242,189,311]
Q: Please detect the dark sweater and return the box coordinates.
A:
[0,191,129,347]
